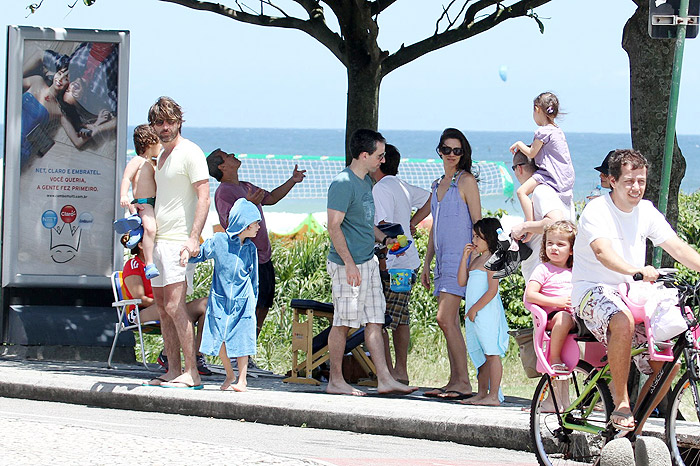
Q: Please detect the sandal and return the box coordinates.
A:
[609,410,635,432]
[551,363,570,375]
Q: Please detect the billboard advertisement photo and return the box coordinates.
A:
[3,26,129,287]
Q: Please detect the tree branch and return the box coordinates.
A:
[293,0,323,19]
[159,0,346,64]
[382,0,551,77]
[434,0,469,35]
[370,0,398,16]
[464,0,502,25]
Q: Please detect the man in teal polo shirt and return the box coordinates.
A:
[325,129,417,397]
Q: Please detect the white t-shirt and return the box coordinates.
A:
[372,175,430,270]
[571,193,675,305]
[154,138,210,242]
[520,184,575,282]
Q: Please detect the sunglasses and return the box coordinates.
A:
[511,163,525,171]
[437,146,464,156]
[153,118,178,126]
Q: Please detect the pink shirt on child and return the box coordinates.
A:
[528,262,573,316]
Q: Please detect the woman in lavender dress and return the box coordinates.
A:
[421,128,482,399]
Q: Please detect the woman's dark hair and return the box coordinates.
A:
[437,128,473,173]
[380,144,401,176]
[43,50,70,74]
[473,217,502,254]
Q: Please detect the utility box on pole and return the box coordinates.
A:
[649,0,700,38]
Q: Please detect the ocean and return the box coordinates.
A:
[144,127,700,215]
[3,125,700,215]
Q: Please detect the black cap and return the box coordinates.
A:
[594,150,614,175]
[377,222,404,238]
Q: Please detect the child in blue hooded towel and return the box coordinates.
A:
[184,198,261,391]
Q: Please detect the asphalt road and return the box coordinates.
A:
[0,397,538,465]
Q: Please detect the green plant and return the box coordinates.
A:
[674,190,700,283]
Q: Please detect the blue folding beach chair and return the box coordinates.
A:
[107,270,160,371]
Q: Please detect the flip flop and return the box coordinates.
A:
[142,376,167,387]
[438,390,474,400]
[423,387,446,398]
[609,410,635,431]
[551,363,570,375]
[113,214,142,234]
[144,263,160,280]
[160,381,204,390]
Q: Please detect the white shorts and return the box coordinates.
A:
[327,257,385,328]
[152,240,194,293]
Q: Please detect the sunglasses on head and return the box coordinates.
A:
[437,145,464,156]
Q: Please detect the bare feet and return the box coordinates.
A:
[327,380,366,396]
[221,384,247,392]
[377,378,419,395]
[462,394,500,406]
[232,381,247,392]
[220,377,236,391]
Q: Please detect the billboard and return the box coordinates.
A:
[2,26,129,287]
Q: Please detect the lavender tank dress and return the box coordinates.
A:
[430,171,473,297]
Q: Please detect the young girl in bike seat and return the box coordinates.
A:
[525,220,577,375]
[457,218,510,406]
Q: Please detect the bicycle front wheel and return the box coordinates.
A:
[667,371,700,466]
[530,361,613,466]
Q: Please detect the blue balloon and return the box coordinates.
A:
[498,65,507,82]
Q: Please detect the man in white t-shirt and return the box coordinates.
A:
[145,97,210,389]
[371,144,430,384]
[509,151,574,281]
[572,149,700,432]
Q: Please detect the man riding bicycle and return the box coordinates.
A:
[572,149,700,432]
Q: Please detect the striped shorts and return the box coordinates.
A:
[381,273,413,330]
[327,257,385,328]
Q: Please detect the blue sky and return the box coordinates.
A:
[2,0,700,134]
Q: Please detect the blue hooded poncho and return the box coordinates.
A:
[190,198,262,358]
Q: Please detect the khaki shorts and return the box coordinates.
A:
[577,285,652,375]
[327,257,385,328]
[151,240,195,293]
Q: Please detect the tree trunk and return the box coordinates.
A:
[622,2,686,226]
[344,62,381,165]
[336,1,385,165]
[623,1,686,266]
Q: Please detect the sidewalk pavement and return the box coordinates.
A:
[0,357,669,453]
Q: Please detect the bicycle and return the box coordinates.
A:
[528,269,700,466]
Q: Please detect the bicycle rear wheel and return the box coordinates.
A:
[530,361,613,466]
[667,371,700,466]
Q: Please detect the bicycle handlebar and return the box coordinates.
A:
[632,268,678,282]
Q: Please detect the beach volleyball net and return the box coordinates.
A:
[127,151,514,201]
[232,154,513,199]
